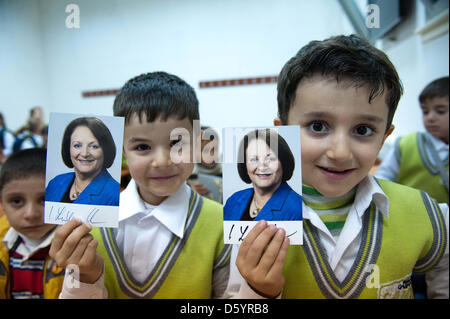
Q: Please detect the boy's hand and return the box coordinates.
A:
[50,219,104,284]
[236,220,289,298]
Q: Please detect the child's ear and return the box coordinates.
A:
[380,125,395,150]
[274,117,282,126]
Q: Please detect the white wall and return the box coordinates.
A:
[379,1,449,145]
[1,0,354,133]
[0,0,50,130]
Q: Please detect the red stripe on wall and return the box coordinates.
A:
[82,89,119,98]
[81,75,278,98]
[199,75,278,88]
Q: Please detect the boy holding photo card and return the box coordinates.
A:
[51,72,230,298]
[230,34,448,299]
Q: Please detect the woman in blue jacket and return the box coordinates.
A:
[45,117,119,206]
[224,129,302,221]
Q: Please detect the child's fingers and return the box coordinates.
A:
[257,228,286,274]
[53,223,92,267]
[237,220,268,262]
[79,240,103,284]
[267,236,290,281]
[66,233,94,265]
[243,224,278,269]
[50,218,83,258]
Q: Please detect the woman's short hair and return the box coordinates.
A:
[61,117,116,169]
[237,128,295,184]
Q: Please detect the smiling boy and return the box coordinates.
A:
[231,35,448,299]
[51,72,230,299]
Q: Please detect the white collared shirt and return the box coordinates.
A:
[2,227,56,261]
[376,131,449,182]
[116,179,190,282]
[227,175,449,298]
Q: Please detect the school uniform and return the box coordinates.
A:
[59,179,231,299]
[226,175,448,299]
[45,169,120,206]
[0,216,64,298]
[223,182,302,221]
[376,132,449,204]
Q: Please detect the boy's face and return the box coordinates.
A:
[123,114,196,205]
[277,76,393,197]
[420,96,449,144]
[0,175,55,239]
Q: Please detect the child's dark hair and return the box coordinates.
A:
[113,71,199,125]
[419,76,449,104]
[0,148,46,193]
[277,34,403,132]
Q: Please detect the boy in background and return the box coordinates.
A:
[0,148,64,298]
[51,72,230,298]
[376,76,449,204]
[228,35,448,299]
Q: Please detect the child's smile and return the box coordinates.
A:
[286,76,393,197]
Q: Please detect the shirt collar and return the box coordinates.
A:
[354,175,389,219]
[119,179,190,239]
[2,226,57,260]
[425,131,449,152]
[302,175,389,220]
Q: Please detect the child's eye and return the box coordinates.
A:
[354,125,374,136]
[9,197,24,207]
[308,121,327,133]
[136,144,150,151]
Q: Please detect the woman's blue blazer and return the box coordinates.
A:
[45,169,120,206]
[223,182,302,221]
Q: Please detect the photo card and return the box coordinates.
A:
[222,125,302,245]
[44,112,124,228]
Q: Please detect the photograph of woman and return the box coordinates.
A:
[45,117,120,206]
[223,128,302,221]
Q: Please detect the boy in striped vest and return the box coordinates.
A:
[376,76,448,204]
[228,35,448,299]
[0,148,64,298]
[51,72,230,298]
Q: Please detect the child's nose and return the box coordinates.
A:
[326,133,354,162]
[425,111,437,122]
[23,202,43,221]
[152,148,173,167]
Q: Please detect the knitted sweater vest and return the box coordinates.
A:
[92,192,230,298]
[396,132,449,204]
[282,179,447,299]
